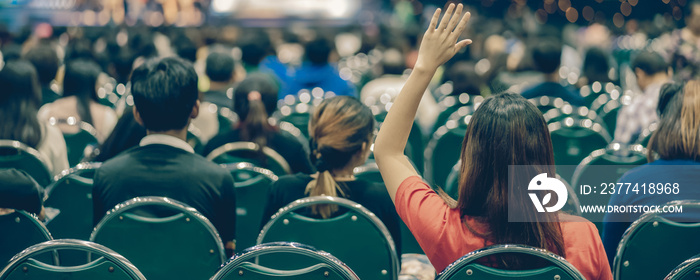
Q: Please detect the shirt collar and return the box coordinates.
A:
[139,134,194,153]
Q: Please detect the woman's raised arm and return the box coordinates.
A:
[374,3,472,202]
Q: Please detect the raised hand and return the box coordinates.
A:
[415,3,472,71]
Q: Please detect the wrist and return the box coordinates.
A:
[412,63,438,75]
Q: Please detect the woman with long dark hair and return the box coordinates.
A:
[374,5,611,279]
[0,59,69,175]
[38,59,117,142]
[203,73,313,174]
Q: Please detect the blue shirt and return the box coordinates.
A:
[520,82,586,106]
[602,159,700,266]
[281,62,356,99]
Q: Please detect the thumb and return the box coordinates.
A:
[455,39,473,51]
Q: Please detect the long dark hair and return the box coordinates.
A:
[0,60,43,148]
[306,96,374,218]
[233,73,279,151]
[647,81,700,162]
[63,59,102,126]
[454,93,565,268]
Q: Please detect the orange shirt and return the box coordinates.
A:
[396,176,613,279]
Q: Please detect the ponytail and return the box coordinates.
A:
[76,95,94,125]
[305,149,346,218]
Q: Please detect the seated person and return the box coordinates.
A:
[520,38,586,106]
[261,96,401,255]
[374,5,611,279]
[0,168,44,219]
[603,81,700,265]
[87,107,147,162]
[203,73,314,174]
[613,51,670,144]
[191,51,237,144]
[24,43,61,105]
[92,57,237,255]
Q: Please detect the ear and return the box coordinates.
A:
[634,67,645,78]
[190,99,200,119]
[133,106,145,126]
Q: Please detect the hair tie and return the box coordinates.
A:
[315,157,330,172]
[248,91,261,101]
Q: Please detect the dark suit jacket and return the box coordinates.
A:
[92,144,236,245]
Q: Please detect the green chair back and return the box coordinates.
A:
[211,242,359,280]
[635,122,658,148]
[218,107,239,135]
[425,114,468,188]
[90,196,226,280]
[44,162,101,241]
[221,163,278,250]
[436,244,586,280]
[0,140,53,187]
[0,239,146,280]
[207,142,291,176]
[0,210,55,266]
[257,196,399,280]
[61,122,99,167]
[614,200,700,280]
[549,120,610,182]
[665,254,700,280]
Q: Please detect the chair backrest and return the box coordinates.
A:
[425,112,470,187]
[274,92,317,139]
[52,119,99,167]
[0,239,146,280]
[221,162,278,250]
[590,90,629,136]
[257,196,399,280]
[277,121,311,155]
[436,244,586,280]
[353,161,382,183]
[548,119,611,182]
[0,210,56,266]
[90,196,226,280]
[217,106,239,135]
[542,104,600,124]
[635,122,658,148]
[528,96,567,114]
[211,242,359,280]
[665,253,700,280]
[207,141,292,175]
[0,140,53,187]
[614,200,700,280]
[44,162,101,241]
[432,93,482,135]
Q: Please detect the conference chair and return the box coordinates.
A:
[90,196,226,280]
[548,117,611,182]
[0,239,146,280]
[635,122,658,148]
[207,141,292,175]
[273,91,317,138]
[258,196,399,280]
[211,242,360,280]
[0,210,56,266]
[528,96,567,114]
[432,93,482,135]
[425,109,470,187]
[614,200,700,280]
[221,162,278,250]
[371,97,425,175]
[665,253,700,280]
[436,244,586,280]
[51,118,99,167]
[217,105,239,135]
[277,121,311,155]
[0,140,53,187]
[590,89,629,137]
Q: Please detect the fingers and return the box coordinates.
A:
[449,11,471,42]
[445,4,463,34]
[438,3,455,30]
[455,39,473,51]
[427,8,441,32]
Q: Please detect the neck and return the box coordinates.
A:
[641,74,669,91]
[544,71,559,82]
[208,81,231,92]
[330,167,356,180]
[146,128,188,141]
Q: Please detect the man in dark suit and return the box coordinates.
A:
[92,57,237,254]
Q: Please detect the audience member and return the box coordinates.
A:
[614,51,671,144]
[0,59,68,175]
[668,0,700,81]
[282,37,356,98]
[520,38,586,106]
[38,59,118,142]
[203,73,313,174]
[374,6,611,279]
[261,95,401,254]
[203,51,235,109]
[0,168,45,219]
[87,107,147,162]
[603,81,700,265]
[581,47,613,86]
[92,57,237,255]
[24,43,60,105]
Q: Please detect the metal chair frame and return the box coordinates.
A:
[0,140,52,185]
[206,141,292,174]
[570,144,647,187]
[665,253,700,280]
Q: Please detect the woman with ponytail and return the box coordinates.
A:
[260,96,401,254]
[38,59,118,143]
[203,73,313,174]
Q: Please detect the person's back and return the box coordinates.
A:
[92,57,236,255]
[283,37,356,98]
[374,6,611,279]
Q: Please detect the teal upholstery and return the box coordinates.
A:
[221,162,278,250]
[425,111,469,187]
[614,201,700,280]
[90,197,226,280]
[548,120,611,182]
[436,244,586,280]
[211,242,359,280]
[258,196,399,280]
[44,162,101,241]
[665,253,700,280]
[61,122,99,167]
[0,210,55,266]
[207,142,292,175]
[0,140,53,187]
[0,239,146,280]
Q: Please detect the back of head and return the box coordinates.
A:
[648,81,700,161]
[233,73,279,148]
[381,48,406,75]
[130,57,199,132]
[456,93,564,267]
[305,37,333,66]
[205,51,235,83]
[239,31,272,67]
[0,59,42,148]
[306,96,375,218]
[531,38,562,74]
[631,51,668,75]
[445,61,482,96]
[582,47,610,83]
[63,59,102,125]
[24,43,59,86]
